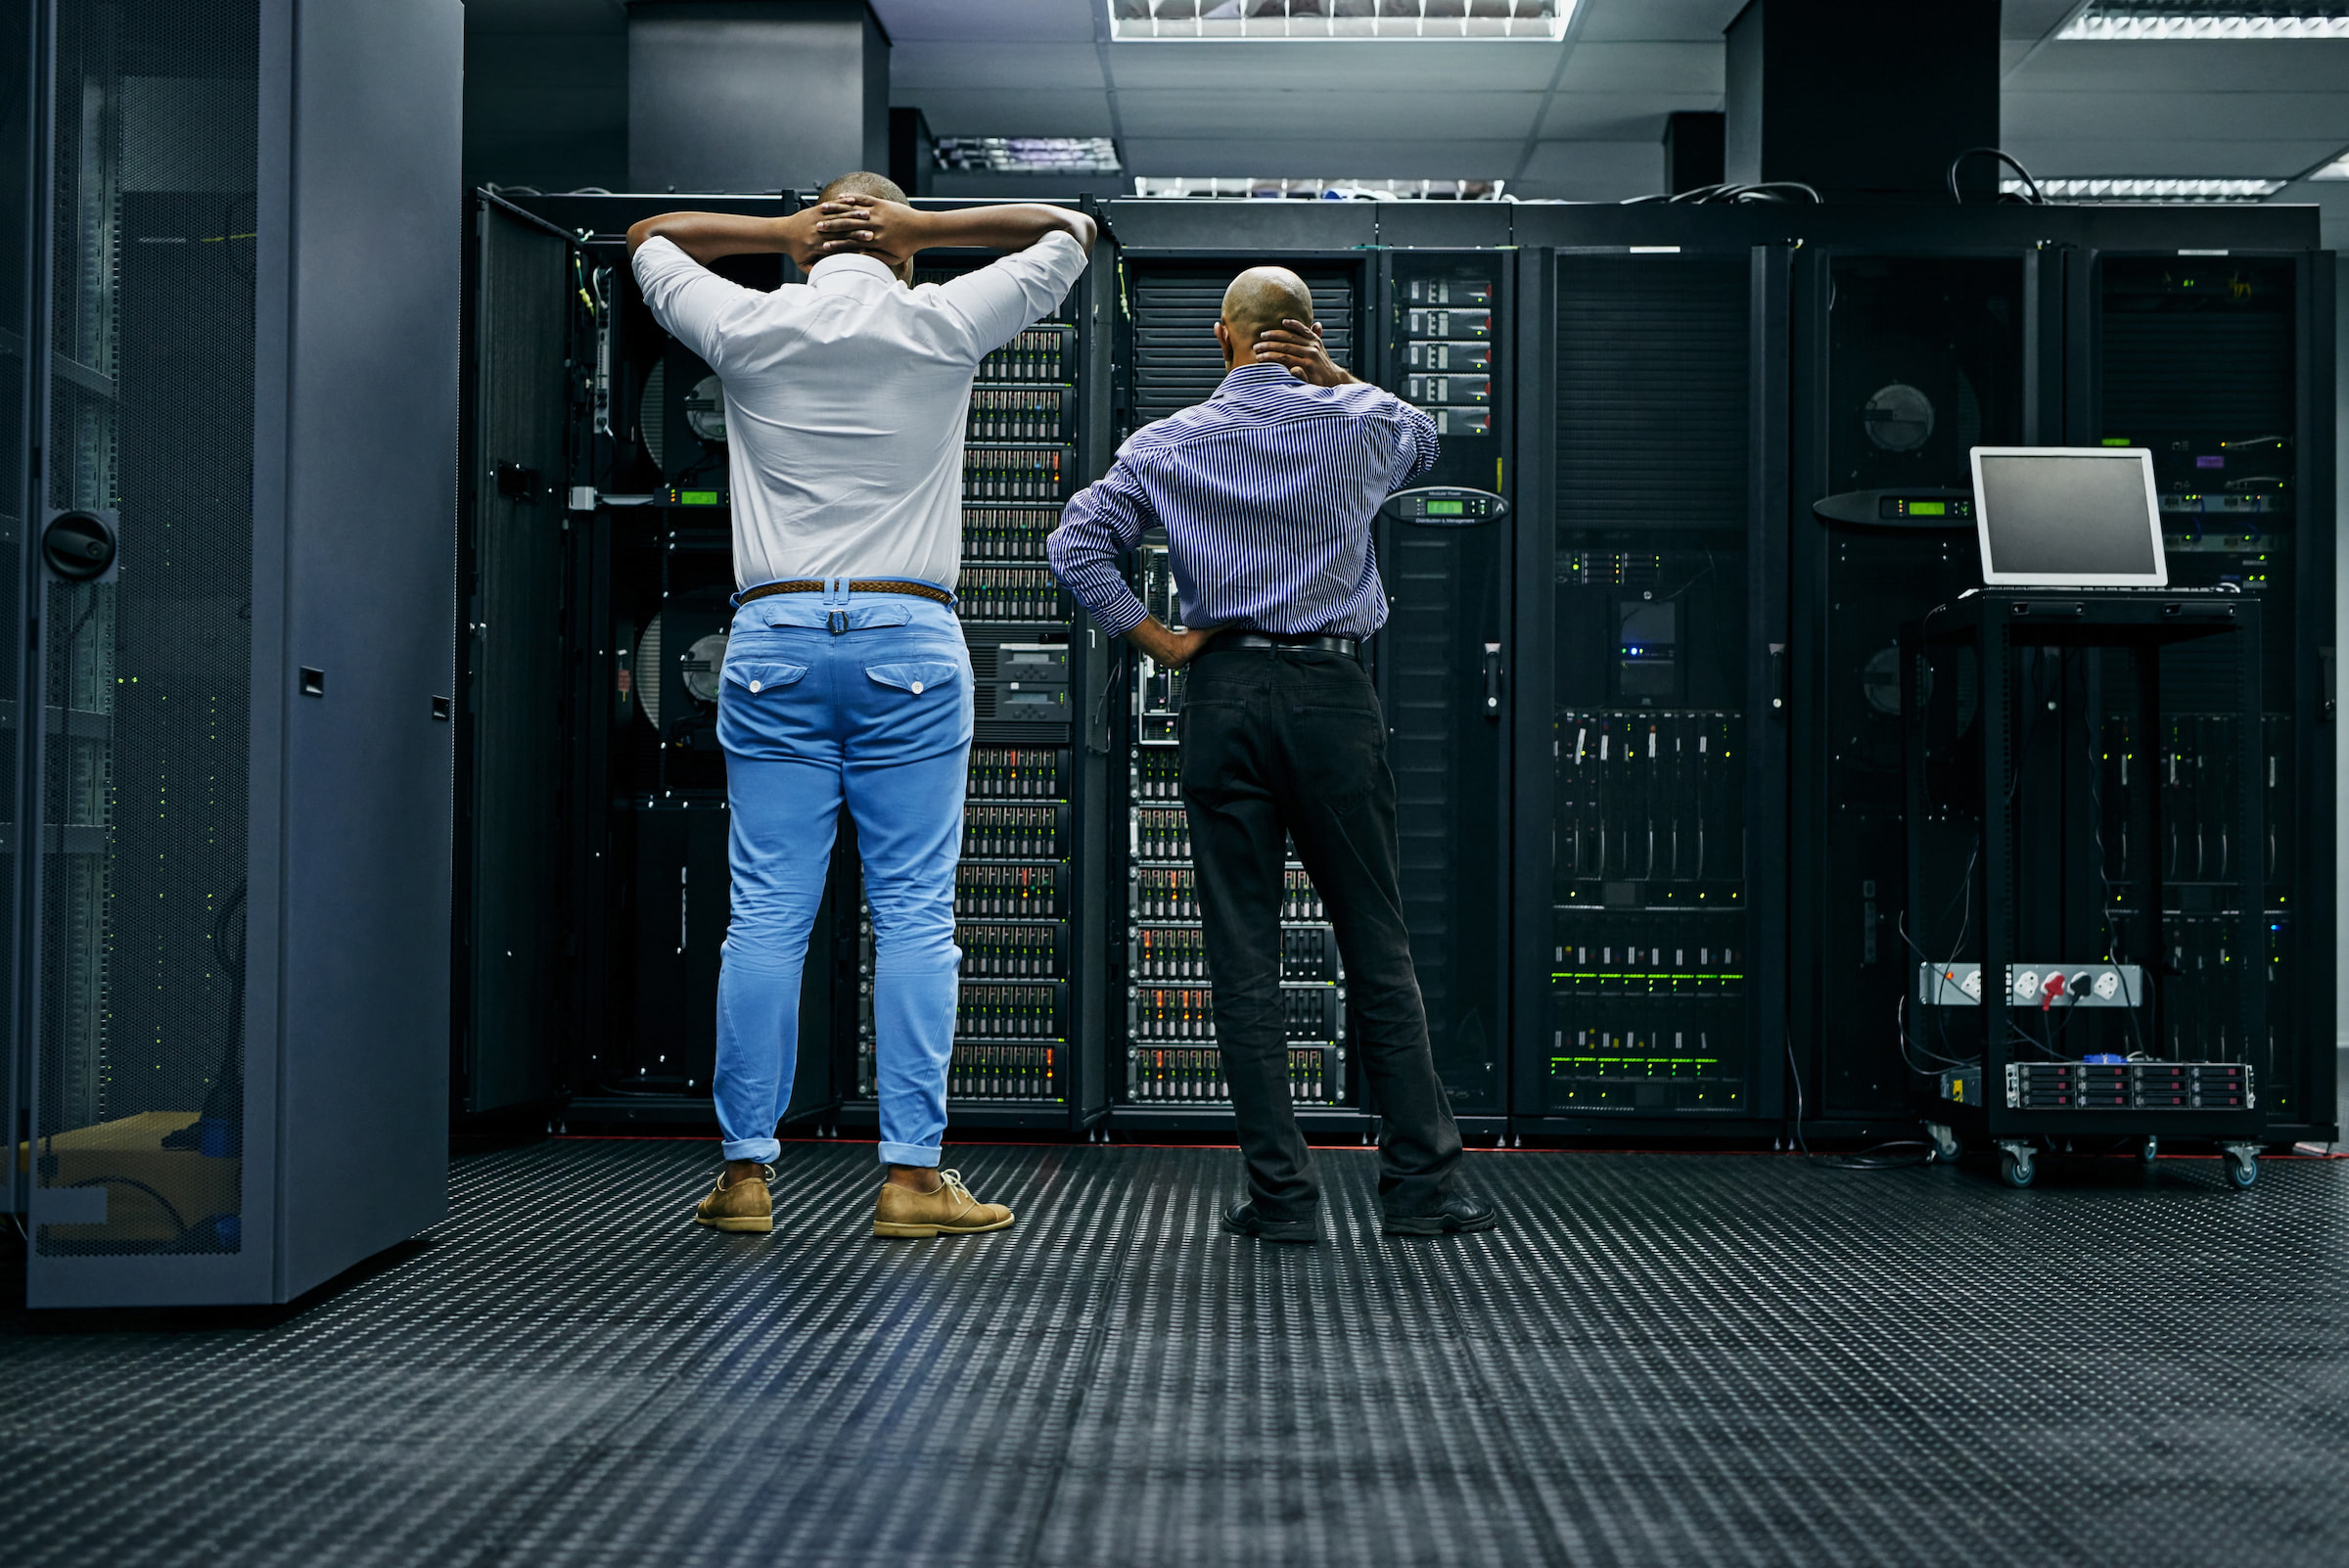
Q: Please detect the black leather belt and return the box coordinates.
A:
[735,578,954,608]
[1209,630,1359,660]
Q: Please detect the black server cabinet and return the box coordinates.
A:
[833,225,1118,1134]
[1106,232,1512,1134]
[1114,249,1371,1133]
[477,195,836,1131]
[2064,247,2335,1139]
[1512,245,1790,1137]
[1786,245,2059,1138]
[1378,249,1513,1129]
[11,1,461,1306]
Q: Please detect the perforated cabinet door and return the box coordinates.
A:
[25,0,264,1293]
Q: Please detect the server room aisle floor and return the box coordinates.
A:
[6,1138,2349,1567]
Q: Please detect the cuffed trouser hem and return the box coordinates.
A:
[878,1141,941,1167]
[722,1137,782,1164]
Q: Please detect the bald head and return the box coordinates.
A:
[1221,266,1314,349]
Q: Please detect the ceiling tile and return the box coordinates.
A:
[2002,0,2084,45]
[891,41,1106,91]
[1539,92,1722,141]
[1556,41,1725,93]
[1512,138,1665,200]
[1575,0,1744,44]
[1116,88,1545,141]
[869,0,1096,43]
[2007,38,2349,93]
[2006,90,2349,143]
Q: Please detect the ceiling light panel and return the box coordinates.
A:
[1108,1,1574,42]
[935,137,1124,174]
[2058,4,2349,39]
[2311,151,2349,179]
[2004,176,2288,199]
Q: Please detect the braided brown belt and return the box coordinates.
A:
[735,578,955,608]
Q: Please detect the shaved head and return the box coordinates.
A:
[818,170,907,205]
[1221,266,1314,347]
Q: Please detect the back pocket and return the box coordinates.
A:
[724,661,810,696]
[864,660,961,697]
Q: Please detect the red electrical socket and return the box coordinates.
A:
[2040,971,2068,1012]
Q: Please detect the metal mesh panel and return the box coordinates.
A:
[32,0,257,1256]
[1129,266,1355,428]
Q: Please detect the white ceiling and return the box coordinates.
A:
[871,0,2349,236]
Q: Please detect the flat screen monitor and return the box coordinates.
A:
[1970,446,2167,587]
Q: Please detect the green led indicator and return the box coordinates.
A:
[2100,437,2132,446]
[1424,499,1465,516]
[679,489,720,506]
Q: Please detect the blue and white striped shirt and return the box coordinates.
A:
[1047,361,1439,640]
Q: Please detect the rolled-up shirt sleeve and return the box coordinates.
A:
[1389,400,1440,488]
[632,237,763,372]
[935,229,1090,361]
[1048,450,1156,639]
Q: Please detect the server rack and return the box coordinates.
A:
[1786,240,2062,1139]
[1113,248,1372,1134]
[2065,247,2335,1141]
[835,227,1119,1134]
[488,194,839,1132]
[11,0,461,1306]
[1378,248,1515,1132]
[1510,242,1791,1138]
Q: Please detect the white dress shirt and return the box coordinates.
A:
[632,230,1089,591]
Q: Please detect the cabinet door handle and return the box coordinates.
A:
[1482,641,1503,720]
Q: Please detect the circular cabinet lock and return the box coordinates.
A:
[42,510,116,580]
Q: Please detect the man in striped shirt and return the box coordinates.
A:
[1048,268,1496,1242]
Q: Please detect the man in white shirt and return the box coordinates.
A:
[626,174,1094,1240]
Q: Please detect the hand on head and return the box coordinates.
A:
[810,194,919,269]
[1218,266,1348,387]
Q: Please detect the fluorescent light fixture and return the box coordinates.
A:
[2005,176,2286,200]
[2311,150,2349,180]
[934,137,1123,174]
[1132,176,1507,199]
[2059,5,2349,39]
[1108,1,1573,42]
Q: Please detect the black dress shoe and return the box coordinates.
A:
[1221,1200,1319,1244]
[1383,1194,1498,1236]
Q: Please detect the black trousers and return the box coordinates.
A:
[1177,644,1463,1220]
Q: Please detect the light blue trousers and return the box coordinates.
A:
[714,581,971,1167]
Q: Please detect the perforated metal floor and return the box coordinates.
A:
[5,1138,2349,1566]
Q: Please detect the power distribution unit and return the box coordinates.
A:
[7,0,463,1306]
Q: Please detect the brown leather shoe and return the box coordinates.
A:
[693,1165,774,1233]
[872,1169,1014,1239]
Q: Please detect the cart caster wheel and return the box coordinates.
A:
[2140,1136,2159,1167]
[2000,1149,2036,1188]
[2225,1149,2259,1189]
[1925,1123,1962,1165]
